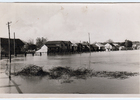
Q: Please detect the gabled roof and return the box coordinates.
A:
[36,45,48,53]
[95,43,105,47]
[113,43,119,46]
[90,44,98,47]
[63,41,72,44]
[109,43,115,47]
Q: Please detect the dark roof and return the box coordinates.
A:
[0,38,25,54]
[46,41,72,45]
[63,41,72,44]
[0,38,25,45]
[90,44,98,47]
[46,41,64,45]
[109,43,115,47]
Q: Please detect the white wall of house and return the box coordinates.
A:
[36,45,48,53]
[105,43,112,51]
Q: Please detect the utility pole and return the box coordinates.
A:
[14,32,16,57]
[88,33,91,69]
[88,33,91,53]
[6,21,12,80]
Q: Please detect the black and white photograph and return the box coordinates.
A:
[0,2,140,95]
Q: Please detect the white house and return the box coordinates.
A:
[105,43,112,51]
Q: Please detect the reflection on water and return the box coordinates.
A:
[1,50,140,93]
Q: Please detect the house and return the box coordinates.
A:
[63,41,72,52]
[0,37,25,59]
[45,41,67,53]
[35,45,48,56]
[95,43,105,51]
[132,42,140,50]
[71,43,77,52]
[119,46,126,51]
[105,43,112,51]
[24,43,37,53]
[136,44,140,50]
[81,42,90,52]
[105,43,118,51]
[36,45,48,53]
[113,43,120,50]
[76,43,83,52]
[90,44,99,51]
[132,44,137,50]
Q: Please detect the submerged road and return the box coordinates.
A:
[0,62,22,94]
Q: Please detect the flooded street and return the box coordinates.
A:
[0,50,140,94]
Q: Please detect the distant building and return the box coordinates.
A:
[45,41,67,53]
[62,41,72,52]
[90,44,99,51]
[36,45,48,53]
[81,42,90,52]
[136,44,140,50]
[119,46,126,51]
[105,43,112,51]
[132,41,140,50]
[76,43,83,52]
[0,37,25,59]
[95,43,105,51]
[71,43,77,52]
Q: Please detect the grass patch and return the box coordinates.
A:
[92,71,139,79]
[14,64,49,76]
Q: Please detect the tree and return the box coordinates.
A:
[28,39,34,45]
[106,39,114,43]
[125,39,132,47]
[21,39,36,53]
[36,37,47,49]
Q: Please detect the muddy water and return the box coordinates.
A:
[0,50,140,93]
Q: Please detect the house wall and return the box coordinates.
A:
[0,38,25,57]
[105,43,112,51]
[46,41,68,53]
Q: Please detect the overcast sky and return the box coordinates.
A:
[0,3,140,43]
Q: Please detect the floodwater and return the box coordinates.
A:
[0,50,140,94]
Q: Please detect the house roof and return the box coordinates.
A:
[46,41,72,44]
[36,45,48,53]
[109,43,115,47]
[72,43,77,46]
[63,41,72,44]
[0,38,25,54]
[95,43,105,47]
[46,41,64,45]
[90,44,98,47]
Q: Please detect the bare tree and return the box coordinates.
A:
[36,37,47,49]
[28,38,34,45]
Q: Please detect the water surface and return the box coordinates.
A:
[0,50,140,93]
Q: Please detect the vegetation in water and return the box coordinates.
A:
[13,65,139,83]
